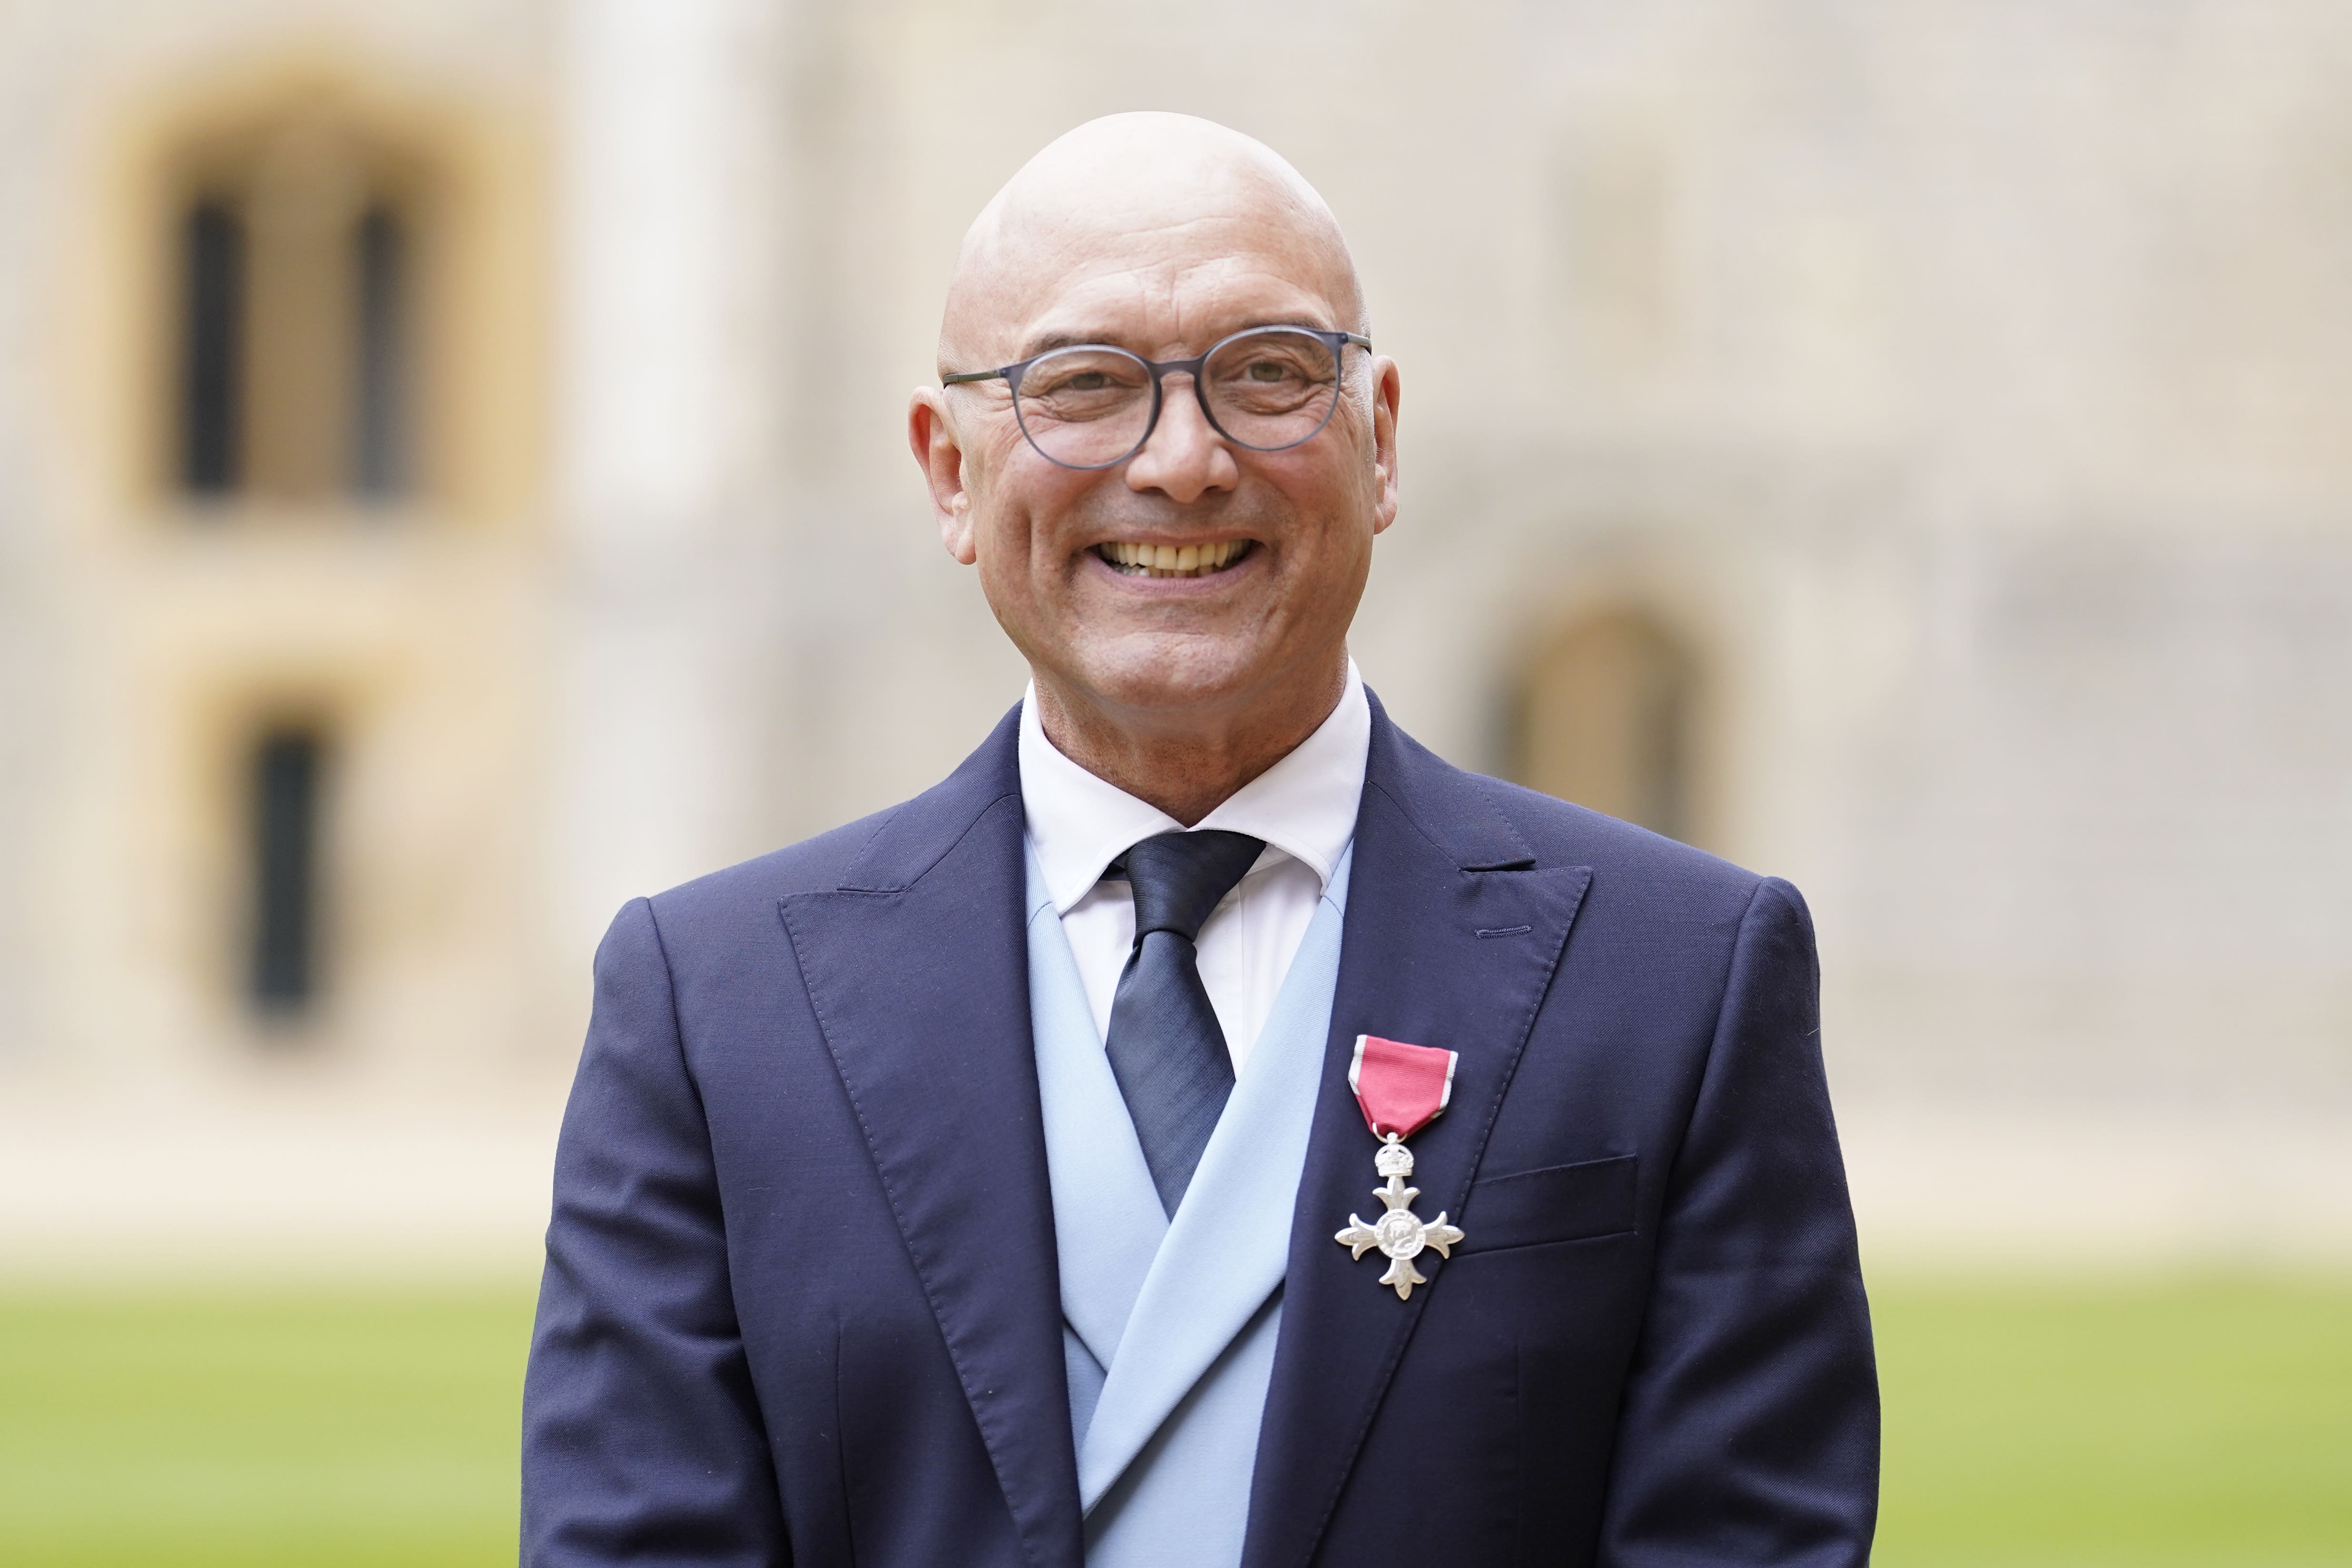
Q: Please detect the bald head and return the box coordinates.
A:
[939,113,1366,373]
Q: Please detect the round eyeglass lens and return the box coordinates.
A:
[1201,328,1343,451]
[1011,347,1156,469]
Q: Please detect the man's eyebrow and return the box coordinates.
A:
[1015,330,1095,359]
[1011,317,1341,363]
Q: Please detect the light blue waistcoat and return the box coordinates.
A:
[1024,844,1352,1568]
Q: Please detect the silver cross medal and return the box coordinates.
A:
[1334,1132,1464,1300]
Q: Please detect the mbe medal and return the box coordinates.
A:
[1333,1035,1465,1300]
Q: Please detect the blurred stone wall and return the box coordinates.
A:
[1,0,2346,1270]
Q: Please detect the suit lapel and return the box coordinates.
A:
[1240,697,1592,1568]
[779,709,1084,1568]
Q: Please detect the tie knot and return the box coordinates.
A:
[1118,830,1264,942]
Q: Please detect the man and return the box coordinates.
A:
[523,113,1877,1568]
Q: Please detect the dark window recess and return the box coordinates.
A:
[353,205,409,497]
[249,729,325,1017]
[180,200,245,494]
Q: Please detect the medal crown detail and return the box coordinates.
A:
[1335,1136,1464,1300]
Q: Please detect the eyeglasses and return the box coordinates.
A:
[942,324,1372,471]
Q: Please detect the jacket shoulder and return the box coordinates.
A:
[1458,765,1778,933]
[1366,695,1772,918]
[1492,771,1755,881]
[634,704,1026,942]
[632,805,899,949]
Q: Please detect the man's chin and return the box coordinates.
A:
[1050,639,1278,722]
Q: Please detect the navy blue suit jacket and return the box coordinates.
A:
[522,695,1878,1567]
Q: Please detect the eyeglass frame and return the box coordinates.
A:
[941,324,1374,471]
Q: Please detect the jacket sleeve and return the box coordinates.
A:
[1597,877,1880,1568]
[522,897,791,1568]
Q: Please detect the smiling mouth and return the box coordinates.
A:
[1095,540,1254,578]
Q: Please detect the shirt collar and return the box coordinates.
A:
[1019,659,1371,916]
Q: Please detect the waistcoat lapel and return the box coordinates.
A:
[1024,845,1167,1424]
[779,709,1084,1568]
[1239,697,1592,1568]
[1076,852,1354,1516]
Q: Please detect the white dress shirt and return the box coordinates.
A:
[1019,660,1370,1073]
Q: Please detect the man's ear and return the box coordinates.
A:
[1368,355,1401,536]
[908,388,977,564]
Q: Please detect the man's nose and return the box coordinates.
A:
[1124,377,1239,503]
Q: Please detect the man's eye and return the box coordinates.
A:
[1065,372,1110,391]
[1247,361,1290,382]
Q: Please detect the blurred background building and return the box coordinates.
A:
[1,0,2347,1277]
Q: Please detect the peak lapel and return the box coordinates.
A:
[1241,698,1592,1568]
[779,709,1084,1568]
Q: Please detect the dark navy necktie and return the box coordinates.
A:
[1103,829,1265,1216]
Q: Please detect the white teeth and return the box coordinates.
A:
[1098,540,1248,577]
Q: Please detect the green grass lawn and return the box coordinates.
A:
[0,1291,533,1568]
[1873,1275,2352,1568]
[0,1275,2345,1566]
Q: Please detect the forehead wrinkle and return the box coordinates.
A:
[984,227,1351,359]
[1007,220,1345,333]
[1016,264,1340,364]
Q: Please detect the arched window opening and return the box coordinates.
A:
[353,204,411,496]
[1515,608,1702,843]
[168,116,427,507]
[247,725,328,1020]
[179,199,245,493]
